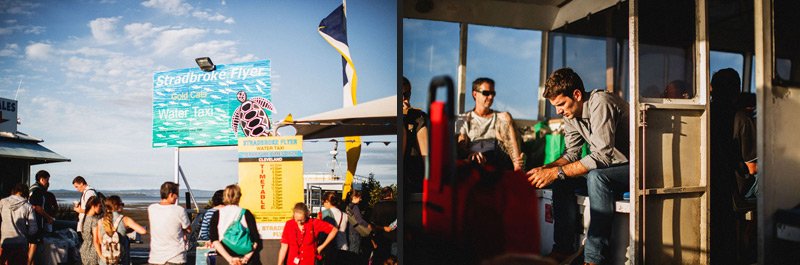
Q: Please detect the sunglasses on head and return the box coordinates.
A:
[475,90,496,96]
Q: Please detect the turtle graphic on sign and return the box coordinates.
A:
[231,91,276,137]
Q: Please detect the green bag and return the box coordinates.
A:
[544,133,566,165]
[543,132,591,165]
[222,209,253,256]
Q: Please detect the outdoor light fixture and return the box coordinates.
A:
[195,57,215,72]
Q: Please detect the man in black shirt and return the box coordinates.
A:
[402,77,428,194]
[370,187,397,264]
[29,170,56,263]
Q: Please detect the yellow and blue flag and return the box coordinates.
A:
[318,1,361,198]
[318,1,358,107]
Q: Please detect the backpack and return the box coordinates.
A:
[222,209,253,255]
[101,215,124,265]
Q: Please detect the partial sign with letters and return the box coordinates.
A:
[0,97,17,133]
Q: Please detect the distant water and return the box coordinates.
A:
[57,195,211,205]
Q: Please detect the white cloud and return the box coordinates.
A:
[153,27,207,55]
[23,25,44,34]
[64,57,100,74]
[124,22,167,46]
[213,29,231,34]
[234,54,258,63]
[0,43,19,57]
[141,0,193,16]
[0,25,44,35]
[181,40,257,63]
[192,10,235,24]
[0,0,41,15]
[88,16,122,44]
[62,47,120,57]
[141,0,234,24]
[5,19,16,24]
[25,42,52,60]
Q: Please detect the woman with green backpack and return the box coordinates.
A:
[209,185,262,265]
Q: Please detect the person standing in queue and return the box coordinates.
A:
[79,196,102,265]
[72,176,97,237]
[369,187,397,265]
[0,184,37,265]
[209,185,261,265]
[277,203,337,265]
[148,182,191,265]
[29,170,56,264]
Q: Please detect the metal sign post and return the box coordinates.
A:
[174,148,180,205]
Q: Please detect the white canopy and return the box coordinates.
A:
[278,95,397,139]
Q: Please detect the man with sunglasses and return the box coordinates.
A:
[527,68,629,265]
[455,77,523,172]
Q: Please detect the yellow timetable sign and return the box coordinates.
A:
[238,136,304,239]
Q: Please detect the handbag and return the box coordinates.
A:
[221,209,254,256]
[346,207,372,237]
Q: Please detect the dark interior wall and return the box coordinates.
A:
[708,0,755,53]
[0,158,30,197]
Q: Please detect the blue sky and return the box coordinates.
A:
[403,19,546,121]
[404,20,752,121]
[0,0,397,190]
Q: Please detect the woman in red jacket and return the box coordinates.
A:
[278,202,337,265]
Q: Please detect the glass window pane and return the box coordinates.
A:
[639,0,695,99]
[774,0,800,84]
[640,44,693,98]
[776,58,792,81]
[546,33,608,117]
[464,25,542,120]
[403,19,460,109]
[710,50,744,92]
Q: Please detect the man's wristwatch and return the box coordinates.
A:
[557,166,567,180]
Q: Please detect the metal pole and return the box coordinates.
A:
[456,23,468,114]
[174,148,180,205]
[178,166,200,212]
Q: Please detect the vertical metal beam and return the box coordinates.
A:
[174,148,180,205]
[627,0,640,264]
[607,37,618,94]
[695,1,711,263]
[754,0,772,263]
[538,31,550,120]
[743,52,754,93]
[457,23,469,114]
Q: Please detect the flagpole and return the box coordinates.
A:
[318,0,362,199]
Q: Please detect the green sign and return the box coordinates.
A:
[152,60,274,148]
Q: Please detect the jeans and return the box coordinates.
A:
[551,164,629,264]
